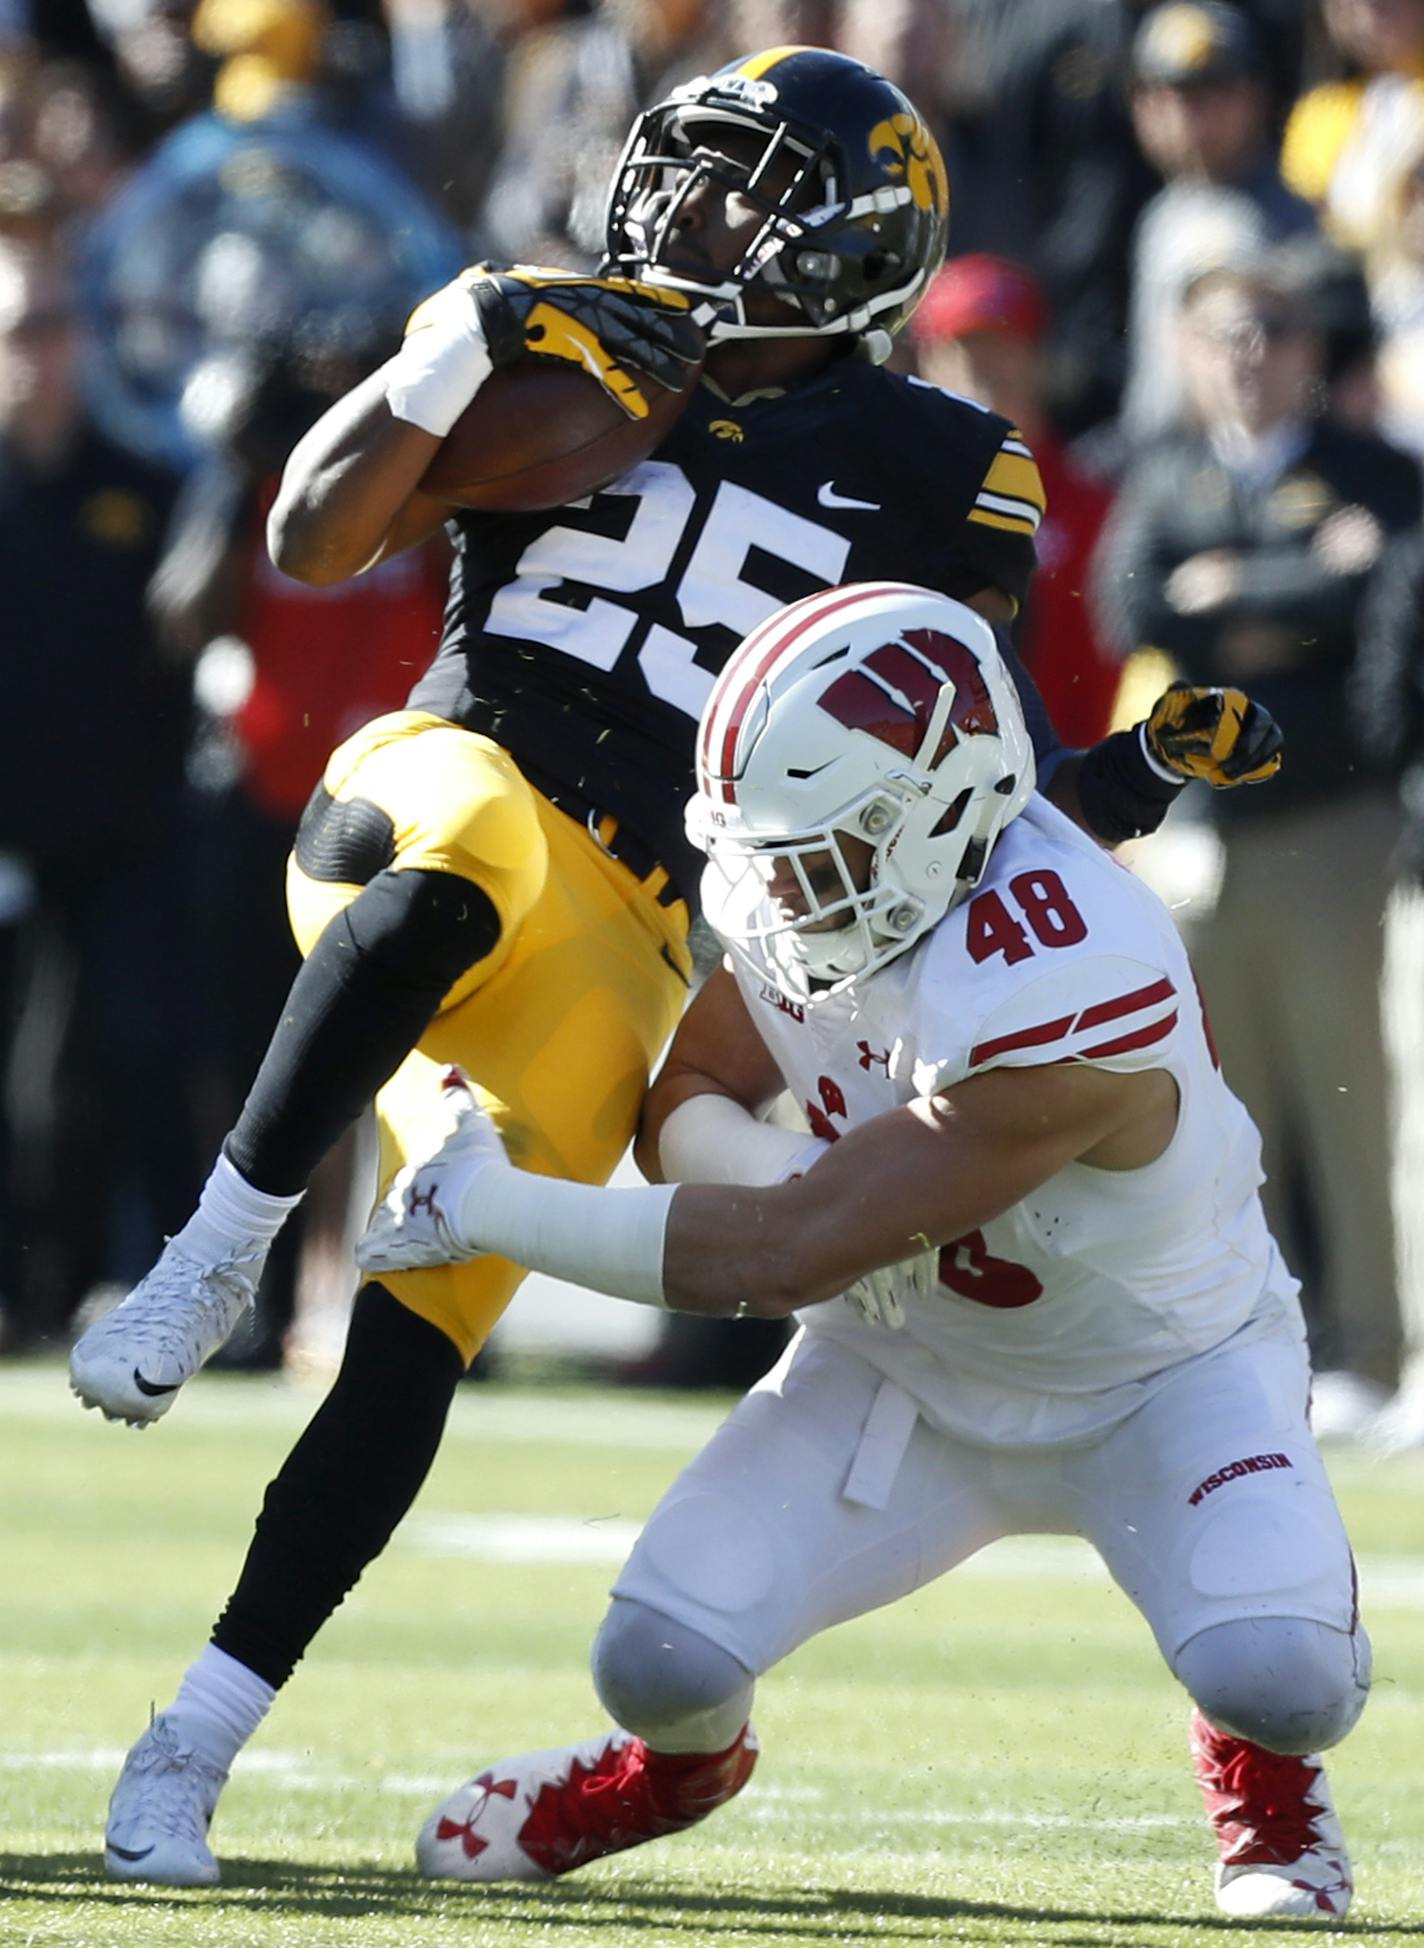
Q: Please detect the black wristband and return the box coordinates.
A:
[1076,726,1186,846]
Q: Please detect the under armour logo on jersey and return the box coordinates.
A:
[819,627,999,767]
[857,1041,891,1072]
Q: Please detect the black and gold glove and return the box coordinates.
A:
[471,267,705,421]
[1145,682,1284,788]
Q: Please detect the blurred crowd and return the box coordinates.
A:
[4,0,1424,1445]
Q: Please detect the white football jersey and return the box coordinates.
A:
[721,793,1304,1446]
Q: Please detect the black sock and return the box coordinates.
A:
[211,1284,464,1688]
[226,867,499,1196]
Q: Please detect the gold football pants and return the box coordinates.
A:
[287,711,692,1364]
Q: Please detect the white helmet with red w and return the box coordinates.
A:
[689,581,1034,997]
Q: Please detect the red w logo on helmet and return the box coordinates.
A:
[818,629,998,767]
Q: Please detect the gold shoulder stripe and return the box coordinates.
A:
[737,45,819,79]
[968,506,1039,538]
[983,448,1046,514]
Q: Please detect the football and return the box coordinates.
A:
[420,358,704,512]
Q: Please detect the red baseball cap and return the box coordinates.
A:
[912,254,1049,346]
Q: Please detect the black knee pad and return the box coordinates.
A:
[296,784,397,885]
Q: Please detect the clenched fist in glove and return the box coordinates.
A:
[1145,682,1284,788]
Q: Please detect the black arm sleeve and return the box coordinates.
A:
[1073,727,1184,845]
[995,622,1059,763]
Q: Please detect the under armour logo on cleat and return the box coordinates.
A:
[439,1772,518,1859]
[131,1369,181,1398]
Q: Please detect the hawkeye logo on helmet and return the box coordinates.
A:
[869,114,949,216]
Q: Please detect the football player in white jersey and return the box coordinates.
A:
[359,583,1367,1921]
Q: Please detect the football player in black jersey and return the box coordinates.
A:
[76,48,1282,1886]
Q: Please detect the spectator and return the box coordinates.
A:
[0,237,197,1346]
[1122,2,1317,444]
[1353,526,1424,1448]
[1283,0,1424,248]
[477,0,730,269]
[953,0,1161,437]
[75,0,461,467]
[912,253,1122,747]
[1096,258,1422,1437]
[1359,114,1424,454]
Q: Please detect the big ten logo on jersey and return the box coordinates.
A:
[966,869,1086,967]
[759,982,806,1023]
[483,460,851,721]
[806,1072,1044,1310]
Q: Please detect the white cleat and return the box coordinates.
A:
[69,1238,265,1425]
[104,1712,229,1887]
[418,1724,758,1883]
[418,1732,637,1883]
[1191,1709,1353,1920]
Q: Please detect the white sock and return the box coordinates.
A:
[170,1644,276,1771]
[174,1153,304,1264]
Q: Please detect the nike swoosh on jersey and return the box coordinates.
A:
[816,481,880,511]
[132,1367,181,1398]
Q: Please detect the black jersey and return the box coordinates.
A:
[409,357,1046,902]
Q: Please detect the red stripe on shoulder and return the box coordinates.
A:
[1074,977,1176,1033]
[1077,1011,1178,1060]
[968,1012,1075,1067]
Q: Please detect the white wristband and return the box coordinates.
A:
[658,1093,828,1187]
[458,1167,676,1308]
[384,284,494,437]
[1137,719,1187,788]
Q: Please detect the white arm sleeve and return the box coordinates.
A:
[456,1169,677,1308]
[657,1093,830,1187]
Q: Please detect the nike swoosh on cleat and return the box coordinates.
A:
[131,1368,180,1398]
[817,481,880,511]
[106,1841,155,1861]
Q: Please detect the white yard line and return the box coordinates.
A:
[396,1511,1424,1608]
[0,1748,1195,1830]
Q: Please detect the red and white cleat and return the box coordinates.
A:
[417,1724,758,1882]
[1190,1708,1353,1920]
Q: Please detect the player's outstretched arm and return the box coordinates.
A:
[1050,686,1284,846]
[357,1059,1176,1318]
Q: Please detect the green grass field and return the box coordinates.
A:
[2,1360,1422,1948]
